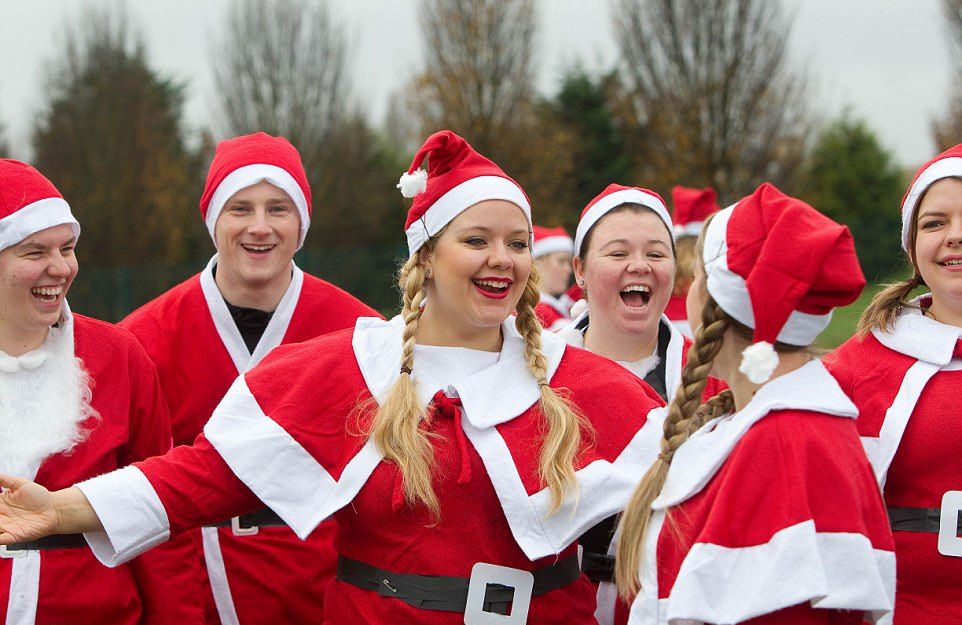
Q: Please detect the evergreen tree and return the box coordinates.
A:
[32,7,196,267]
[801,114,906,281]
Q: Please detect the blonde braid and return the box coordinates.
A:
[856,276,922,336]
[515,264,594,513]
[615,297,730,599]
[368,254,440,517]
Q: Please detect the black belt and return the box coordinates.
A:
[207,508,286,530]
[336,553,581,614]
[4,534,87,552]
[581,551,615,584]
[888,506,962,534]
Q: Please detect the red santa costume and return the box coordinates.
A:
[560,184,726,625]
[666,186,719,338]
[532,225,575,331]
[0,161,200,625]
[826,145,962,625]
[628,184,895,625]
[71,130,668,624]
[119,133,378,625]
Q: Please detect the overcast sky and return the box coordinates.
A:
[0,0,955,169]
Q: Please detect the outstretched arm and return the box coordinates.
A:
[0,475,101,543]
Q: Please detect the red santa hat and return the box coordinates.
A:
[199,132,312,250]
[0,159,80,254]
[900,142,962,252]
[574,184,671,257]
[702,183,864,383]
[671,185,719,237]
[398,130,531,255]
[532,225,573,259]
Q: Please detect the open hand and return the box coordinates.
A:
[0,474,59,545]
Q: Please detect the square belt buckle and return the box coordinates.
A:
[231,516,259,537]
[0,544,27,559]
[938,490,962,557]
[464,562,534,625]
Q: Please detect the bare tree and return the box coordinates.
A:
[404,0,537,158]
[933,0,962,151]
[210,0,348,166]
[615,0,811,199]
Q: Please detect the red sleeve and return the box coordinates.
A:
[116,340,205,625]
[738,603,864,625]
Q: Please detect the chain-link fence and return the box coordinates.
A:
[68,246,406,322]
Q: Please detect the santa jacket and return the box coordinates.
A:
[1,311,201,625]
[560,313,727,625]
[119,257,378,625]
[827,302,962,625]
[535,293,571,331]
[629,359,895,625]
[77,315,666,624]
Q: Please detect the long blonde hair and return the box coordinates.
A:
[614,296,734,599]
[366,243,592,519]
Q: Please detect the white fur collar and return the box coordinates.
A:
[872,300,962,366]
[654,359,857,509]
[351,315,567,429]
[539,292,570,317]
[200,254,305,374]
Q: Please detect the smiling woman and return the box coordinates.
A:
[0,132,667,625]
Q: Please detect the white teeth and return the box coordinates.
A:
[944,259,962,266]
[243,244,274,251]
[475,279,508,288]
[31,286,62,297]
[620,284,650,293]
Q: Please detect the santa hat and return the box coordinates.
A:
[0,159,80,254]
[702,183,864,383]
[532,225,573,259]
[671,186,719,237]
[398,130,530,255]
[199,132,312,250]
[574,184,671,257]
[900,142,962,252]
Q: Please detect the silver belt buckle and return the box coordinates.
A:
[464,562,534,625]
[230,516,259,537]
[0,544,27,559]
[938,490,962,557]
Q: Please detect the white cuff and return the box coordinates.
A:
[76,466,171,566]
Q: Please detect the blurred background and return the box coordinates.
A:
[2,0,960,345]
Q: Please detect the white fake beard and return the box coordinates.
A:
[0,326,97,477]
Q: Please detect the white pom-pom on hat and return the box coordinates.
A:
[397,168,428,198]
[739,341,779,384]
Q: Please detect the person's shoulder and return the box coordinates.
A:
[824,330,914,391]
[73,313,154,362]
[555,344,663,407]
[119,273,203,329]
[258,323,358,369]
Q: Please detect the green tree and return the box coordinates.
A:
[32,7,196,267]
[800,114,906,281]
[933,0,962,150]
[524,66,633,229]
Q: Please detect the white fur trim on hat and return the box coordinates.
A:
[532,235,573,259]
[397,169,428,198]
[405,176,531,255]
[674,221,705,238]
[739,341,779,384]
[702,206,832,346]
[0,197,80,254]
[205,164,310,250]
[901,156,962,252]
[574,189,672,256]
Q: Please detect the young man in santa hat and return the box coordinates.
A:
[532,225,575,330]
[118,132,378,625]
[666,185,719,337]
[0,130,666,625]
[0,159,201,625]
